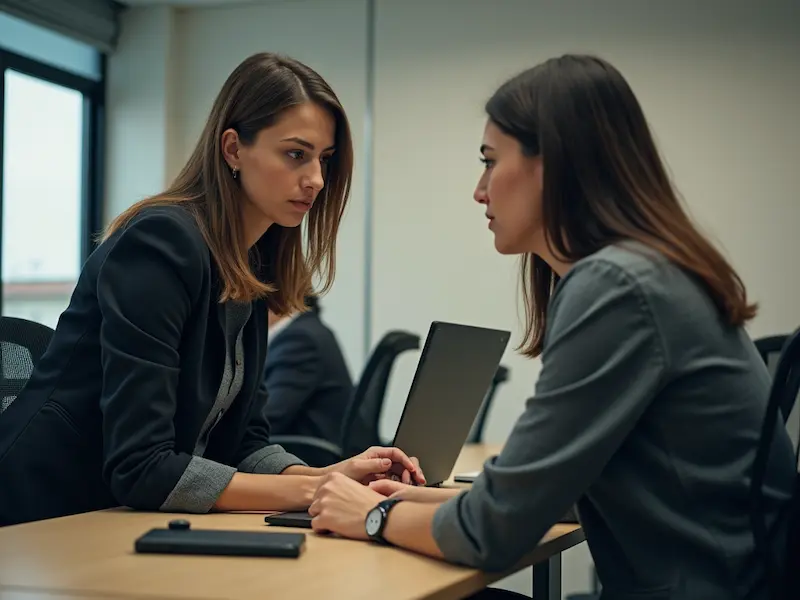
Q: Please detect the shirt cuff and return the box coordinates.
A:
[238,444,307,474]
[432,492,482,568]
[159,455,237,513]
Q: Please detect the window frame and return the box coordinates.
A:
[0,47,105,315]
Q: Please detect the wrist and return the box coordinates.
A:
[314,459,351,478]
[317,463,337,476]
[282,464,313,475]
[365,497,404,544]
[302,475,322,505]
[380,500,408,545]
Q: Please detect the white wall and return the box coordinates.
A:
[105,6,177,219]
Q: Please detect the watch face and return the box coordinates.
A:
[365,507,382,537]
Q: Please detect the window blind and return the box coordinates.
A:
[0,0,122,52]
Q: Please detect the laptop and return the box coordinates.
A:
[265,321,510,529]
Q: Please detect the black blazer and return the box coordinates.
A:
[0,205,278,526]
[265,310,353,444]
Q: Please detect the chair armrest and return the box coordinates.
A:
[270,435,343,468]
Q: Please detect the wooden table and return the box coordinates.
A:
[0,445,584,600]
[0,591,161,600]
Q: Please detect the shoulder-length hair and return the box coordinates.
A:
[486,54,756,357]
[104,52,353,315]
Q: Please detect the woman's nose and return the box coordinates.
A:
[474,185,488,205]
[303,163,325,193]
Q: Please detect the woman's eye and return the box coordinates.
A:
[480,157,495,170]
[320,154,332,165]
[288,150,304,160]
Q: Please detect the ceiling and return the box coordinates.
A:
[121,0,272,6]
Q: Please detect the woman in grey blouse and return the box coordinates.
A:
[307,55,796,600]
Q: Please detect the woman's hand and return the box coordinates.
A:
[369,479,460,503]
[309,472,385,540]
[310,472,447,561]
[328,446,426,486]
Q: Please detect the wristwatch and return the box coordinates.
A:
[365,498,403,544]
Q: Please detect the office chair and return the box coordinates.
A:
[0,316,54,413]
[466,365,510,444]
[340,330,420,457]
[754,334,796,422]
[271,330,421,465]
[268,433,344,468]
[750,326,800,600]
[755,335,789,372]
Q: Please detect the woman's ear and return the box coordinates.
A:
[221,128,241,170]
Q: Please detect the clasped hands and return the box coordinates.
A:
[327,445,426,486]
[310,449,449,540]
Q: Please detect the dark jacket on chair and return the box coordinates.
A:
[265,309,353,445]
[0,205,304,527]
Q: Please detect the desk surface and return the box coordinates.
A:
[0,445,584,600]
[0,589,162,600]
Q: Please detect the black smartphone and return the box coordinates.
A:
[264,511,313,529]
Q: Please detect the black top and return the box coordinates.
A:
[0,205,304,526]
[265,310,354,444]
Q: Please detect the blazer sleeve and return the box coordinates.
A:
[431,259,668,571]
[97,210,236,512]
[262,326,322,433]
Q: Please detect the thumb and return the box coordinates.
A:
[352,457,392,478]
[369,479,399,496]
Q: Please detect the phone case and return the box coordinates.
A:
[134,527,306,557]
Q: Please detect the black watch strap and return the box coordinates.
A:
[367,498,404,544]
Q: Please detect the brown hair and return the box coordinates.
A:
[486,54,756,357]
[104,52,353,315]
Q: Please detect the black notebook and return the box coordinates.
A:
[135,527,306,558]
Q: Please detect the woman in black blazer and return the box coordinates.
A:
[0,52,422,527]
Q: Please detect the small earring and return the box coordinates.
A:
[232,167,239,180]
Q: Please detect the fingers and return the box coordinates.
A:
[310,515,331,535]
[369,479,416,501]
[411,457,426,485]
[347,457,393,482]
[363,447,426,485]
[386,462,426,486]
[366,457,393,475]
[308,497,320,517]
[368,479,403,496]
[367,446,417,474]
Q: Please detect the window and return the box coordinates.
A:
[0,48,104,328]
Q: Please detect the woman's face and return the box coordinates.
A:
[474,120,544,255]
[222,101,336,232]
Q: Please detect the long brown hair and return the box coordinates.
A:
[104,52,353,315]
[486,55,756,357]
